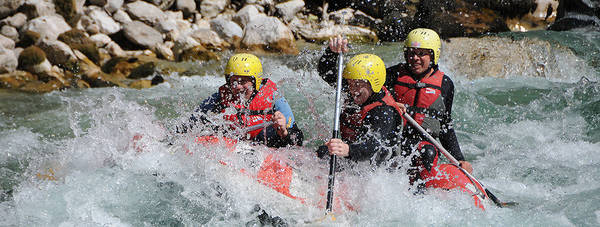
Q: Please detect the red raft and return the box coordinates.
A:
[192,136,356,214]
[421,163,491,210]
[191,136,490,212]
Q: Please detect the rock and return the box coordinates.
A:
[1,13,27,28]
[172,35,200,58]
[241,15,297,54]
[210,18,243,44]
[88,0,107,7]
[176,0,196,17]
[0,47,18,73]
[18,1,56,19]
[200,0,229,19]
[128,79,152,89]
[122,21,163,49]
[125,0,166,26]
[1,25,18,42]
[128,61,156,79]
[0,34,15,49]
[178,45,219,61]
[113,9,133,24]
[58,29,102,64]
[234,4,260,29]
[90,33,112,47]
[0,71,36,89]
[417,0,510,38]
[152,43,174,61]
[18,79,65,92]
[18,30,40,47]
[0,0,24,19]
[193,18,211,29]
[290,18,377,43]
[87,6,121,35]
[105,0,124,13]
[18,46,46,71]
[22,15,71,40]
[37,38,76,65]
[275,0,304,23]
[106,41,126,57]
[506,0,559,31]
[145,0,176,10]
[189,28,228,49]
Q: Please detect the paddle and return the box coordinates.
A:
[324,51,345,216]
[402,112,517,208]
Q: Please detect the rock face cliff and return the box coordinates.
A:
[0,0,593,92]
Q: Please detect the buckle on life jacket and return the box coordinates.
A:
[416,82,427,88]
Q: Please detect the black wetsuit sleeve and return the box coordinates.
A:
[317,48,341,87]
[347,106,398,163]
[254,123,304,148]
[439,75,465,161]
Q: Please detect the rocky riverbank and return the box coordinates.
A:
[0,0,592,92]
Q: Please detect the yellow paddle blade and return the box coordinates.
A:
[305,212,336,224]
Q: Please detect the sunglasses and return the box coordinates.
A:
[228,75,254,86]
[404,48,432,57]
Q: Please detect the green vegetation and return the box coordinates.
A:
[18,46,46,69]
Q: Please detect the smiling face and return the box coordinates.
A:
[228,75,255,101]
[347,79,373,105]
[404,47,433,75]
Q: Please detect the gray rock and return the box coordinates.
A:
[22,15,71,40]
[20,0,56,18]
[189,28,226,48]
[275,0,304,22]
[125,1,166,26]
[145,0,176,10]
[1,13,27,28]
[37,39,76,65]
[0,47,18,73]
[210,18,242,43]
[90,33,112,47]
[1,25,18,42]
[87,6,121,35]
[0,0,24,20]
[113,10,133,24]
[200,0,229,19]
[105,0,124,13]
[89,0,107,7]
[106,41,126,57]
[176,0,196,16]
[234,5,260,29]
[242,15,297,54]
[123,21,163,48]
[0,34,15,51]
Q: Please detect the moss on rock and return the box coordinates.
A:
[18,31,41,48]
[18,46,46,69]
[59,29,101,64]
[128,62,156,79]
[54,0,79,26]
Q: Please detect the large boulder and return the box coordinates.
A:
[176,0,196,17]
[87,6,121,35]
[22,15,71,40]
[145,0,176,10]
[18,1,55,18]
[0,0,24,20]
[113,9,133,24]
[37,38,76,65]
[275,0,304,22]
[0,34,15,49]
[1,25,19,42]
[210,18,243,44]
[0,12,27,28]
[122,21,163,49]
[200,0,229,19]
[0,47,18,73]
[105,0,124,13]
[234,4,260,29]
[241,15,297,54]
[189,28,228,49]
[125,1,166,26]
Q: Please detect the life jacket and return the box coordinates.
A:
[393,67,448,139]
[218,79,277,139]
[340,87,404,143]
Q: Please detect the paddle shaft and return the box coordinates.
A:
[326,52,344,213]
[242,121,274,134]
[402,112,508,207]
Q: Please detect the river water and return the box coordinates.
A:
[1,28,599,226]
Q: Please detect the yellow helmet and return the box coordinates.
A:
[343,54,386,93]
[224,53,263,90]
[404,28,441,65]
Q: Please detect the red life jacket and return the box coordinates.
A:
[341,87,404,142]
[218,79,277,139]
[393,67,447,138]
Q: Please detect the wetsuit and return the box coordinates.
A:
[177,79,304,148]
[317,50,403,165]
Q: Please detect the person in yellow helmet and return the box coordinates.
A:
[178,53,303,148]
[319,29,473,185]
[315,49,406,165]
